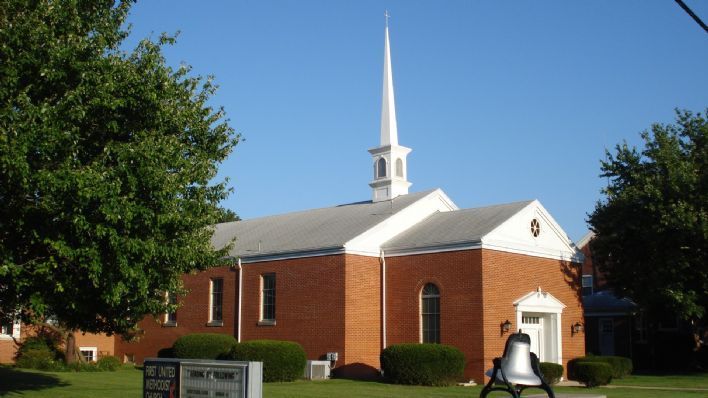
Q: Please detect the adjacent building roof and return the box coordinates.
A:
[583,290,637,316]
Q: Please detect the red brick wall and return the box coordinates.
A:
[385,250,485,380]
[0,338,19,363]
[116,265,238,363]
[481,249,585,380]
[343,255,381,378]
[239,255,347,369]
[115,248,584,383]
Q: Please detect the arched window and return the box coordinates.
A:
[421,283,440,343]
[377,158,387,178]
[395,158,404,177]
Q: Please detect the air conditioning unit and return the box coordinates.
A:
[305,360,331,380]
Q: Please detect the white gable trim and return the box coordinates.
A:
[514,288,567,314]
[482,200,583,263]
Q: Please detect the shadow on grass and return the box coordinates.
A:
[0,366,69,393]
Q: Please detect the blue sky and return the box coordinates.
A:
[124,1,707,242]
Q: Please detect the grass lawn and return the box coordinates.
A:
[1,365,707,397]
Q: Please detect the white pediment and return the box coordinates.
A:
[514,288,566,314]
[481,200,582,262]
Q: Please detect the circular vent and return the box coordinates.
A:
[530,219,541,237]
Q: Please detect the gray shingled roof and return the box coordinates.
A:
[382,200,533,253]
[212,189,436,260]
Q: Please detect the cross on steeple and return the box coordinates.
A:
[384,10,390,27]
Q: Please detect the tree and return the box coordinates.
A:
[588,110,707,323]
[217,208,241,223]
[0,0,239,337]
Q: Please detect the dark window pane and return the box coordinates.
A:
[262,274,276,321]
[421,283,440,344]
[211,279,223,321]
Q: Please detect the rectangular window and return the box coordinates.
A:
[261,274,276,323]
[1,322,12,335]
[1,320,17,339]
[210,278,224,324]
[422,297,440,344]
[79,347,97,362]
[582,275,593,296]
[164,292,177,326]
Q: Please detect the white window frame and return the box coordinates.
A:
[259,274,276,326]
[79,346,98,362]
[0,320,20,340]
[208,278,224,326]
[164,292,177,326]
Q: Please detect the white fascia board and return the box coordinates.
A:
[481,200,583,263]
[344,189,458,254]
[238,246,346,263]
[481,240,583,262]
[383,240,482,257]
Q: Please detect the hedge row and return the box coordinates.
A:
[172,333,237,360]
[573,362,613,387]
[380,343,465,386]
[169,334,306,382]
[224,340,306,382]
[568,355,631,387]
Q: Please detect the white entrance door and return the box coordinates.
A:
[521,314,544,361]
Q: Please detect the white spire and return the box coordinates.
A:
[380,12,398,147]
[369,12,411,202]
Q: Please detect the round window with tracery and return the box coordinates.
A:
[530,219,540,237]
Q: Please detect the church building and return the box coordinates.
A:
[116,20,584,382]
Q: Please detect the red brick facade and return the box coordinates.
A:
[115,248,584,382]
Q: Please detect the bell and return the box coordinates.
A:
[485,339,542,386]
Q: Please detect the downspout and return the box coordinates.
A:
[380,249,387,351]
[237,258,243,343]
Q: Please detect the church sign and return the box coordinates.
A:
[143,358,263,398]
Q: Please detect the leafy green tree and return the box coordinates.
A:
[588,110,707,323]
[0,0,239,337]
[217,208,241,223]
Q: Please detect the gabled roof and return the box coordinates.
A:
[212,189,441,262]
[382,201,533,254]
[212,189,581,263]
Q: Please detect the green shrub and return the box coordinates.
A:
[96,356,121,371]
[224,340,306,382]
[580,355,632,378]
[539,362,563,385]
[15,348,62,370]
[15,336,64,362]
[572,362,613,387]
[380,343,465,386]
[568,355,632,380]
[14,336,65,370]
[172,333,237,359]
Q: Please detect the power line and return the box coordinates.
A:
[674,0,708,34]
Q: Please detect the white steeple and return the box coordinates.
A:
[380,13,398,146]
[369,12,412,202]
